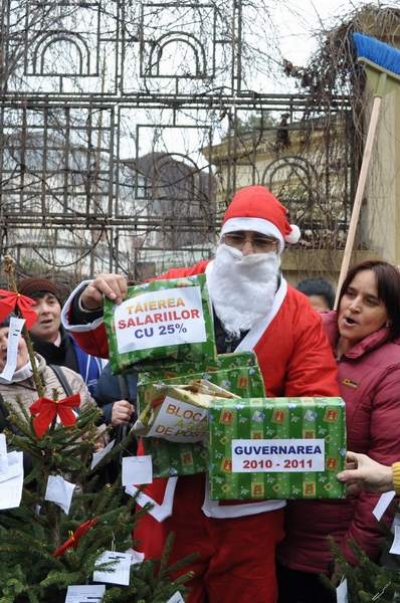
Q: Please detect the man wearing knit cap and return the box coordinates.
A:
[18,277,103,396]
[61,185,339,603]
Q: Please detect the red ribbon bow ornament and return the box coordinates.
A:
[53,518,99,557]
[0,289,38,328]
[29,394,81,438]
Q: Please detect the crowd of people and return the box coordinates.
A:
[1,184,399,602]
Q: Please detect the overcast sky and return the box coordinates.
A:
[274,0,380,65]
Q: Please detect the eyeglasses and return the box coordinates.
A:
[222,232,279,253]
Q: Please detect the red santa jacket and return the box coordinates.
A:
[278,310,400,574]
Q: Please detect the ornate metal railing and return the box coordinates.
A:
[0,0,354,283]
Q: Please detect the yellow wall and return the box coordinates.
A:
[282,248,375,288]
[364,87,400,264]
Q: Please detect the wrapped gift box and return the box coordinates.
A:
[209,397,346,500]
[138,350,262,378]
[133,380,238,442]
[103,274,216,373]
[137,351,265,411]
[137,352,266,478]
[143,439,209,478]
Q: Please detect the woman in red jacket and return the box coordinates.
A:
[277,259,400,603]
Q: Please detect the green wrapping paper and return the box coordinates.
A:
[133,380,238,479]
[133,349,262,384]
[138,352,266,477]
[137,351,265,411]
[143,439,209,477]
[103,275,216,373]
[209,397,346,500]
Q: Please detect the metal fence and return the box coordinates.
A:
[0,0,355,285]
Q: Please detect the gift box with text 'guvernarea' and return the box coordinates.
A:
[208,397,346,500]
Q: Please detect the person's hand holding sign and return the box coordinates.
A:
[80,274,128,311]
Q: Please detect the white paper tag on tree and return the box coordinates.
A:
[125,547,145,565]
[0,316,25,381]
[336,578,348,603]
[390,525,400,555]
[93,551,131,586]
[122,455,152,487]
[45,475,76,514]
[166,592,185,603]
[91,438,115,469]
[391,512,400,534]
[0,450,23,483]
[373,490,396,521]
[0,433,7,472]
[0,450,23,509]
[65,584,105,602]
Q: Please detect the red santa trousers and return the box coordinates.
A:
[134,474,285,603]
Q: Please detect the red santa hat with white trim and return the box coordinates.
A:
[220,185,301,254]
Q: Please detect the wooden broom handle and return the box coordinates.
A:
[334,95,383,309]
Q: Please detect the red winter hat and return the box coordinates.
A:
[220,185,300,252]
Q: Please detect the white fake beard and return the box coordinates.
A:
[207,244,281,338]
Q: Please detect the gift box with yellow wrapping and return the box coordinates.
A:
[136,352,266,478]
[208,397,346,500]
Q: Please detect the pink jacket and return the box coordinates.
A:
[278,311,400,574]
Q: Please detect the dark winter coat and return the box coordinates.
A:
[30,327,103,396]
[93,363,137,424]
[278,310,400,574]
[93,363,138,464]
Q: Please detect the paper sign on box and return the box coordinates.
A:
[104,275,216,373]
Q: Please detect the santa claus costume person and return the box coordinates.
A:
[61,185,339,603]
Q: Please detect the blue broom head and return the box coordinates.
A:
[353,32,400,78]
